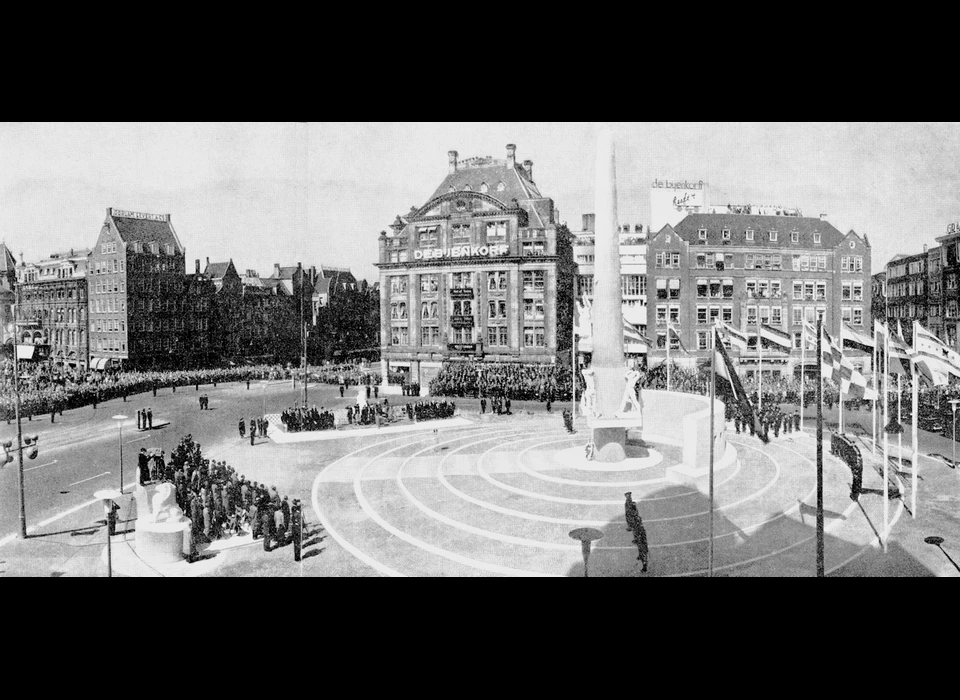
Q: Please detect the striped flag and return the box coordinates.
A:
[623,317,646,348]
[823,326,877,399]
[717,321,749,352]
[802,320,818,348]
[714,328,754,423]
[841,322,874,354]
[821,325,839,382]
[759,323,792,351]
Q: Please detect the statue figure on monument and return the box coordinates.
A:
[580,367,597,417]
[617,369,644,419]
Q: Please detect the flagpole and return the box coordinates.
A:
[839,371,844,435]
[758,331,763,415]
[872,324,878,456]
[816,318,824,577]
[911,321,919,519]
[897,372,903,471]
[572,296,577,423]
[666,325,671,392]
[709,327,716,578]
[800,328,806,434]
[883,325,889,554]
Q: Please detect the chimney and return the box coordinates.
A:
[448,150,458,174]
[523,160,534,180]
[310,265,317,282]
[273,263,281,278]
[506,144,516,168]
[206,257,210,269]
[196,259,200,275]
[820,213,829,221]
[582,213,596,232]
[924,244,928,253]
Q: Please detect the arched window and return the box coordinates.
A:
[480,183,489,193]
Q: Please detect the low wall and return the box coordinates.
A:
[641,390,727,470]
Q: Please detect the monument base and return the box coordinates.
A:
[136,521,191,564]
[590,416,643,464]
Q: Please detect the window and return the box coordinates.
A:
[523,270,545,292]
[816,282,827,301]
[698,229,707,241]
[488,326,508,346]
[655,252,665,269]
[745,229,754,241]
[522,240,545,256]
[697,280,708,298]
[150,242,159,255]
[524,326,546,348]
[759,306,770,326]
[793,307,803,326]
[697,331,709,350]
[853,307,863,326]
[390,276,408,295]
[723,280,734,298]
[656,332,667,349]
[842,282,852,301]
[451,224,471,245]
[420,274,439,293]
[746,280,757,298]
[451,272,473,289]
[746,306,757,326]
[710,306,720,323]
[791,231,799,243]
[452,300,472,316]
[420,327,440,346]
[804,282,815,301]
[488,271,508,292]
[622,275,643,297]
[671,252,681,268]
[488,300,507,320]
[771,307,782,326]
[697,306,708,325]
[722,229,731,241]
[814,232,821,244]
[769,231,778,242]
[669,279,681,299]
[842,307,852,324]
[523,298,545,320]
[391,327,409,346]
[579,276,594,297]
[418,226,439,247]
[669,305,680,323]
[452,327,473,343]
[656,305,667,325]
[486,221,508,240]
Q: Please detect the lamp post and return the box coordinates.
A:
[112,415,127,492]
[94,489,122,578]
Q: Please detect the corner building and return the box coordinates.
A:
[378,144,567,388]
[647,212,872,377]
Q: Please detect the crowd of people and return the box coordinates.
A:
[280,405,335,433]
[146,434,302,552]
[406,400,456,422]
[429,361,578,402]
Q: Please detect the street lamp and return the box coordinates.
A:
[112,415,127,493]
[949,400,960,468]
[94,488,122,578]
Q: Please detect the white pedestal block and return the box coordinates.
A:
[137,521,190,564]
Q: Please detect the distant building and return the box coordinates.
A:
[647,212,872,377]
[87,208,186,370]
[935,224,960,349]
[377,144,570,388]
[885,250,931,342]
[15,250,90,368]
[571,214,648,358]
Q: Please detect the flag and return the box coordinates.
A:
[667,321,689,354]
[802,320,818,349]
[820,325,838,382]
[759,323,792,351]
[841,323,874,354]
[717,322,749,352]
[824,326,877,400]
[623,317,646,349]
[714,329,754,423]
[574,297,593,352]
[912,321,960,385]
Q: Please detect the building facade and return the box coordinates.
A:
[646,212,872,377]
[87,208,186,369]
[884,250,930,340]
[15,250,90,368]
[572,214,648,357]
[378,144,569,387]
[0,243,16,348]
[935,224,960,348]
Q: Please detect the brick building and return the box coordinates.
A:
[15,250,90,368]
[646,211,873,377]
[884,250,931,341]
[87,208,186,370]
[377,144,570,388]
[0,243,16,348]
[935,225,960,348]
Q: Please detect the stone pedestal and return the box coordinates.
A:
[590,417,642,463]
[134,482,192,565]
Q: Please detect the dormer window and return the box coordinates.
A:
[463,184,472,192]
[769,231,778,242]
[150,242,159,255]
[722,229,731,241]
[480,183,489,194]
[745,229,755,241]
[814,232,822,244]
[497,182,506,192]
[791,231,799,243]
[448,186,456,193]
[698,229,707,241]
[165,243,174,255]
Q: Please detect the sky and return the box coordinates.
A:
[3,122,960,282]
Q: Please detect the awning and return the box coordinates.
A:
[669,279,680,289]
[15,344,35,360]
[91,357,107,370]
[656,279,667,289]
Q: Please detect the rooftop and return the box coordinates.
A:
[670,213,847,249]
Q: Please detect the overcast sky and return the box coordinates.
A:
[3,122,958,282]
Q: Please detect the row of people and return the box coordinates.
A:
[280,406,334,433]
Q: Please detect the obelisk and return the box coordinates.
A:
[590,128,633,462]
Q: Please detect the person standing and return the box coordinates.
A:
[138,448,150,486]
[137,409,142,430]
[340,385,345,398]
[147,407,153,430]
[239,417,246,439]
[480,397,486,415]
[199,395,204,412]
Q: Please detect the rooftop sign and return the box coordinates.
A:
[652,179,704,190]
[414,244,509,261]
[110,208,167,222]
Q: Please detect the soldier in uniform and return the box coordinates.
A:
[480,397,486,414]
[291,499,303,562]
[138,448,150,486]
[239,417,246,439]
[147,408,153,429]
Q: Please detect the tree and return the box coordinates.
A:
[555,223,576,356]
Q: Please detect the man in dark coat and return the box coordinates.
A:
[147,408,153,429]
[480,397,486,414]
[137,448,150,485]
[624,492,649,572]
[239,418,245,439]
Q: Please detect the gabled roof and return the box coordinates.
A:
[204,261,237,280]
[672,213,845,249]
[429,159,541,208]
[106,209,183,252]
[0,243,17,272]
